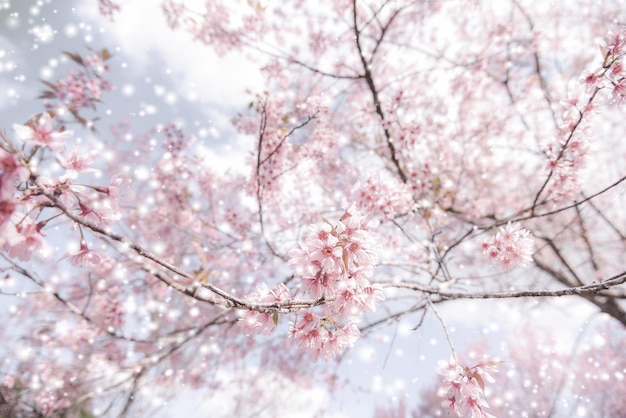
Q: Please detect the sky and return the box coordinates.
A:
[0,1,604,416]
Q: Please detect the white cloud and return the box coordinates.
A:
[74,0,264,111]
[155,368,335,418]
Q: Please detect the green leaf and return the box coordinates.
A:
[272,312,278,327]
[80,411,96,418]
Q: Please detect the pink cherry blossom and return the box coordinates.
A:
[0,148,29,199]
[238,283,290,336]
[2,4,626,417]
[93,294,124,329]
[438,356,498,418]
[64,241,102,267]
[5,221,47,261]
[12,112,73,152]
[307,225,344,273]
[481,222,534,271]
[289,311,360,361]
[609,79,626,103]
[57,147,99,180]
[97,0,121,19]
[580,69,603,92]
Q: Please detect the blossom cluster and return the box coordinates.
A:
[40,49,113,117]
[288,310,360,361]
[544,134,590,204]
[0,51,118,265]
[239,283,290,336]
[351,171,415,219]
[601,29,626,103]
[238,202,384,360]
[481,222,534,271]
[545,28,626,203]
[288,203,383,359]
[97,0,121,20]
[12,111,73,152]
[578,29,626,101]
[438,356,499,418]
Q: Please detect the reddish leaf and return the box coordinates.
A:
[100,48,112,61]
[41,80,58,91]
[63,51,84,66]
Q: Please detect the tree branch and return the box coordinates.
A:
[380,269,626,300]
[352,0,407,183]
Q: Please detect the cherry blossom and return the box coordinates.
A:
[438,356,499,418]
[238,283,290,336]
[63,241,103,267]
[0,147,28,200]
[1,2,626,417]
[57,147,99,180]
[289,311,360,361]
[4,218,48,261]
[12,112,73,152]
[481,222,534,271]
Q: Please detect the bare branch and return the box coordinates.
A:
[381,269,626,300]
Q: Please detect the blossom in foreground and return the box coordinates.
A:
[13,112,73,152]
[289,311,360,361]
[481,222,534,271]
[438,356,499,418]
[288,201,379,301]
[241,202,382,361]
[0,148,29,199]
[5,221,48,261]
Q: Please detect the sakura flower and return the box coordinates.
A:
[610,61,624,78]
[84,52,109,72]
[330,280,361,320]
[92,177,124,214]
[604,28,626,58]
[351,171,415,219]
[308,230,343,273]
[78,199,121,225]
[300,269,337,299]
[289,203,379,284]
[609,79,626,104]
[305,93,330,113]
[85,78,102,99]
[238,283,290,336]
[481,222,534,271]
[93,294,124,329]
[0,148,29,199]
[329,270,384,320]
[97,0,121,20]
[12,112,73,152]
[437,356,499,418]
[289,311,360,361]
[357,282,385,313]
[64,241,102,267]
[319,322,360,361]
[57,147,99,179]
[0,210,22,248]
[579,69,603,92]
[5,221,48,261]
